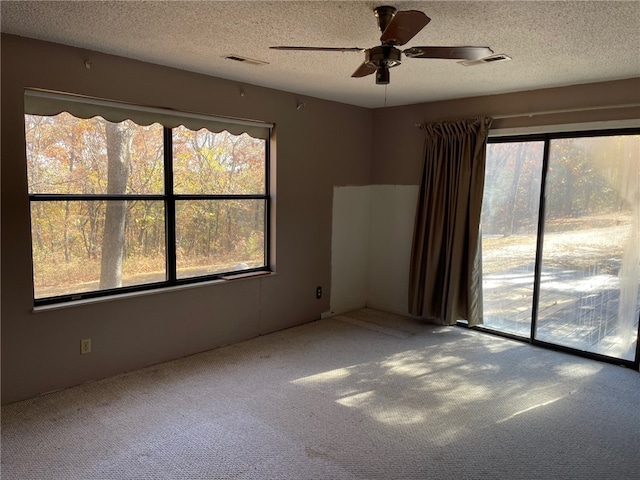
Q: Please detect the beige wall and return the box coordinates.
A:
[1,34,372,404]
[365,78,640,317]
[2,34,639,404]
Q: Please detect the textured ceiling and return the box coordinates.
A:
[2,1,639,108]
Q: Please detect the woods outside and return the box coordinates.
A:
[26,113,266,299]
[482,136,639,274]
[481,135,640,358]
[26,114,638,308]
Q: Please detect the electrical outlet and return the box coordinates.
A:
[316,286,322,299]
[81,338,91,354]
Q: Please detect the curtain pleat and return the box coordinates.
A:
[408,117,492,326]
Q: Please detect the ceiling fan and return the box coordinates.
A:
[270,5,495,85]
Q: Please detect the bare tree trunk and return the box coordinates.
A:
[64,149,76,263]
[100,122,130,289]
[508,143,524,235]
[64,201,71,263]
[35,203,44,250]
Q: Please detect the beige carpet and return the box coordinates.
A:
[2,308,639,479]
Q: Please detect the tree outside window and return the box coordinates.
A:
[26,110,269,304]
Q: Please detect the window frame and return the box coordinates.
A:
[26,103,272,307]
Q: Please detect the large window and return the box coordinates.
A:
[480,129,640,367]
[25,90,271,305]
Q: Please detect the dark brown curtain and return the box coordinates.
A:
[408,117,492,326]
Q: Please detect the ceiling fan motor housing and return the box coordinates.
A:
[365,46,402,68]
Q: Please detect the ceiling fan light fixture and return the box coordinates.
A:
[376,67,390,85]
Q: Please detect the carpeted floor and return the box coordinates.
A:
[2,308,639,479]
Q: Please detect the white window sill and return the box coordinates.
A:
[32,271,277,313]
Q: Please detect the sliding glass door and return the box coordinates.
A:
[481,141,543,337]
[536,135,640,361]
[480,130,640,366]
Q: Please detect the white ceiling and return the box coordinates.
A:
[2,1,639,108]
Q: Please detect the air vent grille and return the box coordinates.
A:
[224,55,269,66]
[458,54,512,67]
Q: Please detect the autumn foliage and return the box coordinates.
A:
[26,113,267,299]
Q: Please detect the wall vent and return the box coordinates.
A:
[224,54,269,66]
[458,54,512,67]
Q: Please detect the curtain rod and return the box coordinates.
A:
[415,102,640,127]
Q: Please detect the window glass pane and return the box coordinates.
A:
[30,200,166,299]
[175,199,265,279]
[172,127,266,194]
[481,141,544,336]
[25,113,164,195]
[536,135,640,360]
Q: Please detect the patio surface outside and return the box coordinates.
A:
[482,263,640,361]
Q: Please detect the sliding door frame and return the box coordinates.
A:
[468,127,640,371]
